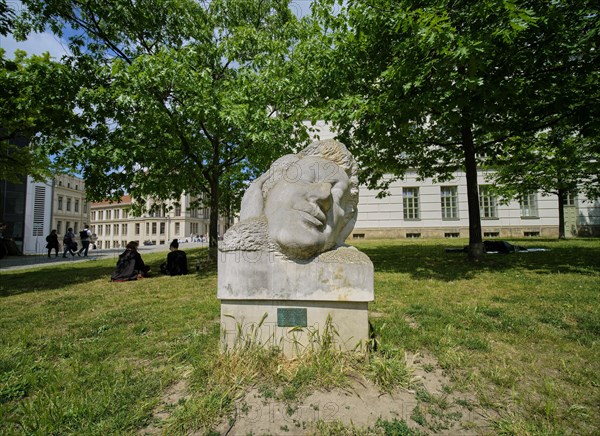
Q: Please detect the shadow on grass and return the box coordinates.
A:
[357,240,600,281]
[1,247,218,298]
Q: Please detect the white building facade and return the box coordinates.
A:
[353,170,599,239]
[90,194,228,250]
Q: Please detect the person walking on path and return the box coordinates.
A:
[62,228,77,257]
[77,224,92,257]
[45,230,59,257]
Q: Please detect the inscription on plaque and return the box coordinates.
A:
[277,308,307,327]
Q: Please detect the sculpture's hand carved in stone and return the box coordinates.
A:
[221,139,359,259]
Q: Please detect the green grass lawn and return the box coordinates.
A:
[0,239,598,434]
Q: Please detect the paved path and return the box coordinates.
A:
[0,241,209,272]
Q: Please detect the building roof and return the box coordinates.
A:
[90,195,132,207]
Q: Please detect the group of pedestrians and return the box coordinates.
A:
[45,224,93,258]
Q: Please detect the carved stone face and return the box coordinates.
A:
[264,156,351,258]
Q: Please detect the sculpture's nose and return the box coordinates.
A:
[308,182,332,211]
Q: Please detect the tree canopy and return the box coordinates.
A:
[13,0,309,248]
[1,49,78,183]
[307,0,599,257]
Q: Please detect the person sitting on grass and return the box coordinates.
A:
[160,239,188,276]
[111,241,150,282]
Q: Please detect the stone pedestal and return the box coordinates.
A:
[218,246,374,357]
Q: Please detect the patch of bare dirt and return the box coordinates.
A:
[138,378,191,435]
[213,351,496,435]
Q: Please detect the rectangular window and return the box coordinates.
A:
[479,186,498,219]
[160,222,165,234]
[97,225,102,235]
[106,210,111,220]
[114,224,119,235]
[123,210,128,219]
[57,196,63,210]
[122,223,127,234]
[114,209,120,219]
[74,199,79,212]
[66,198,72,212]
[98,211,104,220]
[175,205,181,216]
[105,224,111,235]
[175,222,181,235]
[146,223,150,235]
[135,223,140,235]
[32,186,46,236]
[83,202,87,213]
[403,188,420,220]
[562,193,577,206]
[57,221,62,234]
[203,207,209,219]
[152,222,157,235]
[520,193,539,218]
[91,211,96,221]
[74,223,78,233]
[66,221,71,231]
[440,186,458,219]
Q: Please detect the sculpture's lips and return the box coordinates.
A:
[296,209,326,229]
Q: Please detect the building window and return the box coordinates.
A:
[146,223,150,234]
[563,193,577,207]
[114,224,119,235]
[403,188,420,220]
[74,199,80,212]
[32,186,46,236]
[74,223,78,233]
[67,182,71,188]
[105,224,111,235]
[106,210,111,220]
[175,222,181,235]
[114,209,120,219]
[160,222,165,234]
[190,208,198,218]
[440,186,458,219]
[520,193,539,218]
[66,221,71,231]
[97,225,103,235]
[57,221,62,234]
[123,210,129,219]
[98,210,104,220]
[58,196,63,210]
[122,223,127,234]
[91,211,96,220]
[135,223,140,235]
[203,207,209,219]
[152,222,157,234]
[175,205,182,216]
[83,202,87,213]
[479,186,498,219]
[75,185,78,190]
[66,198,72,212]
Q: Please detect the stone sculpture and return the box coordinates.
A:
[221,139,359,259]
[218,139,374,356]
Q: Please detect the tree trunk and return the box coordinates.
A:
[462,120,484,261]
[208,177,220,259]
[557,189,566,239]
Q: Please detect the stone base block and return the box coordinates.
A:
[220,300,370,358]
